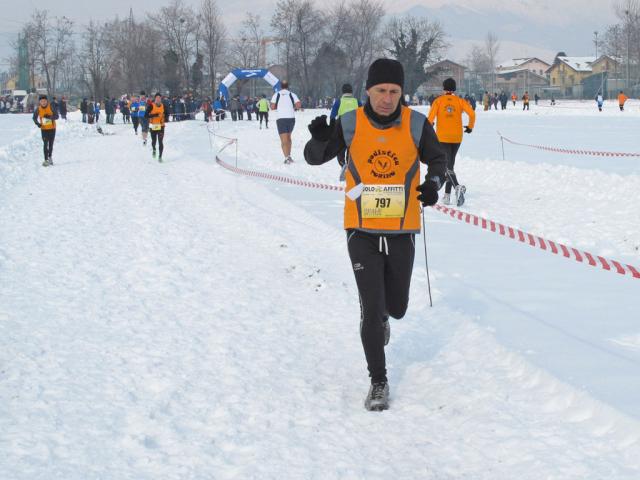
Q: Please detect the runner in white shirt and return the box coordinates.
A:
[270,81,302,164]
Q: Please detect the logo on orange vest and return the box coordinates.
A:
[446,105,455,114]
[368,149,399,179]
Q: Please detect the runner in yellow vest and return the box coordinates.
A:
[304,59,447,411]
[257,94,270,129]
[330,83,362,166]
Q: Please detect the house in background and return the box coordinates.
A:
[546,53,597,98]
[423,59,466,96]
[496,57,551,77]
[582,55,625,99]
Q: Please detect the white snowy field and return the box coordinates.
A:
[1,104,639,479]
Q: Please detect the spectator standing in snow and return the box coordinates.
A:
[596,92,604,111]
[522,91,530,111]
[482,91,490,111]
[59,96,68,121]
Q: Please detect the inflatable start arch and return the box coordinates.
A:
[218,69,281,100]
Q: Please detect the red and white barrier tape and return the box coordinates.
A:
[215,155,640,280]
[216,153,344,191]
[498,131,640,158]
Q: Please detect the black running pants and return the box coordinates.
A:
[347,230,415,384]
[41,129,55,160]
[442,142,460,194]
[151,127,164,156]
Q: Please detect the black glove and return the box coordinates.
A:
[416,179,439,206]
[308,115,335,142]
[464,126,472,134]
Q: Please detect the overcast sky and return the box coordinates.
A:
[0,0,619,68]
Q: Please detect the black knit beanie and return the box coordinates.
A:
[366,58,404,90]
[342,83,353,94]
[443,78,456,92]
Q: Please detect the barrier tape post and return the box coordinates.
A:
[500,133,506,161]
[214,155,640,281]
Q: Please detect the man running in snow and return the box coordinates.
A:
[32,95,59,167]
[257,94,269,129]
[146,92,166,162]
[271,80,301,164]
[428,78,475,207]
[330,83,362,167]
[138,91,150,145]
[618,90,628,111]
[130,95,140,134]
[303,59,446,411]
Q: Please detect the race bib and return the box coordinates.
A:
[139,106,146,112]
[42,117,52,126]
[151,123,162,131]
[361,185,405,219]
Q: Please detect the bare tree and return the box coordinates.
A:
[386,16,447,96]
[337,0,386,98]
[199,0,226,97]
[24,10,74,96]
[79,21,112,98]
[484,31,500,92]
[229,13,264,69]
[271,0,298,79]
[149,0,199,92]
[293,1,326,98]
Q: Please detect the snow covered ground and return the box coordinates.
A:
[1,102,639,478]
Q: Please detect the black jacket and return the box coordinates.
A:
[304,103,447,186]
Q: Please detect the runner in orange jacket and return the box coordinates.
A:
[428,77,475,206]
[618,91,628,111]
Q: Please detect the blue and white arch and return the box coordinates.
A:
[218,69,281,100]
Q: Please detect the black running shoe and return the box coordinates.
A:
[364,382,389,411]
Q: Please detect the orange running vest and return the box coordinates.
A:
[342,106,423,233]
[38,104,56,130]
[150,103,165,128]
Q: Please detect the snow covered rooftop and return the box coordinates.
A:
[496,67,548,79]
[556,56,597,72]
[497,58,534,70]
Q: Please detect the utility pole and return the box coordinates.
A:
[594,30,599,58]
[625,10,631,90]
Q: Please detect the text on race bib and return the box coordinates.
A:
[361,185,405,219]
[42,118,52,125]
[151,123,162,131]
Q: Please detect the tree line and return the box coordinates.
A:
[10,0,448,101]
